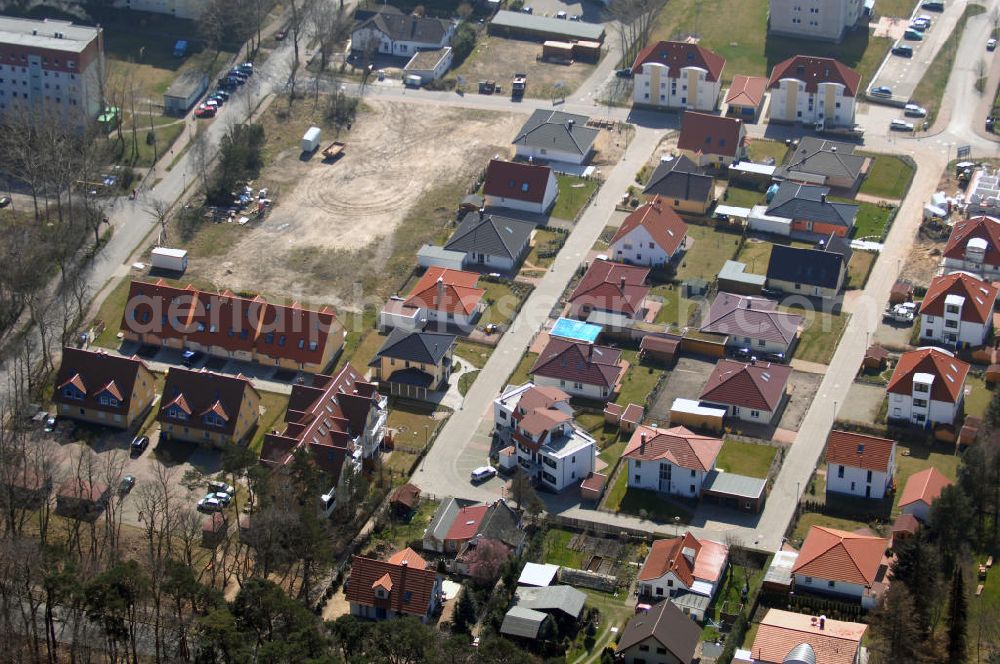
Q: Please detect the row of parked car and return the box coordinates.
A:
[196,62,255,119]
[197,481,237,513]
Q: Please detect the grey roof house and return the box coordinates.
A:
[615,601,701,664]
[642,155,715,214]
[700,292,803,357]
[766,235,852,300]
[500,585,587,640]
[512,109,600,165]
[444,211,535,273]
[500,606,552,640]
[370,329,456,400]
[351,7,455,57]
[776,136,868,190]
[765,181,858,236]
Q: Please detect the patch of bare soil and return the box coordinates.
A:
[190,101,523,304]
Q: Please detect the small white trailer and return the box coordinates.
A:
[151,247,189,273]
[301,126,322,153]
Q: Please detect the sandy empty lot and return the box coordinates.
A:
[191,101,525,302]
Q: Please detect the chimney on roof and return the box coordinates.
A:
[831,146,838,152]
[567,119,575,129]
[750,357,756,366]
[437,276,445,304]
[640,432,647,453]
[620,276,626,290]
[819,615,826,630]
[821,193,827,203]
[478,208,485,220]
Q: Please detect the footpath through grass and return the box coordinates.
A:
[912,5,987,126]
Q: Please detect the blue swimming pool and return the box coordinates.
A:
[551,317,602,344]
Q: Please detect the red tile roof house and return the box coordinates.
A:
[259,363,387,514]
[886,347,970,428]
[636,532,729,621]
[482,158,558,214]
[698,359,793,426]
[676,111,747,168]
[792,526,891,609]
[746,609,867,664]
[699,292,803,359]
[157,368,261,447]
[54,347,157,430]
[824,430,896,500]
[766,55,861,128]
[725,74,768,122]
[631,41,725,112]
[529,337,627,402]
[918,271,997,348]
[379,267,486,334]
[1,468,53,510]
[942,215,1000,281]
[623,424,723,499]
[898,467,953,522]
[120,279,346,374]
[567,259,651,321]
[346,549,443,623]
[56,479,111,519]
[608,196,689,269]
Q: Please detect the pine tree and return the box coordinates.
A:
[947,568,968,663]
[453,583,477,634]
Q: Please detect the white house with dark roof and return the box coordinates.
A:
[616,600,702,664]
[825,430,896,499]
[442,211,535,273]
[623,425,723,497]
[700,292,802,358]
[351,7,455,57]
[529,338,626,401]
[483,159,558,214]
[766,236,852,300]
[777,136,868,190]
[642,155,716,215]
[759,181,858,238]
[512,109,599,165]
[699,359,792,425]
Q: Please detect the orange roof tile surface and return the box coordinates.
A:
[609,196,688,257]
[725,75,767,107]
[638,533,728,586]
[919,271,997,324]
[792,526,888,587]
[825,430,895,473]
[404,267,485,316]
[898,467,953,508]
[887,348,970,404]
[751,609,866,664]
[623,425,723,472]
[387,547,428,570]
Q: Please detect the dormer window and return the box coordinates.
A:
[914,383,929,393]
[98,395,119,407]
[63,386,84,400]
[204,412,225,427]
[168,406,189,420]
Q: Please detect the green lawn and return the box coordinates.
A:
[738,239,811,275]
[454,338,493,369]
[112,121,186,169]
[784,307,849,365]
[365,499,441,555]
[792,512,870,546]
[649,285,697,327]
[847,250,877,290]
[598,439,627,467]
[843,200,894,240]
[552,175,600,221]
[604,473,694,523]
[507,352,538,387]
[458,371,479,396]
[92,277,134,348]
[249,391,291,454]
[387,399,442,449]
[543,529,587,568]
[964,375,993,420]
[480,280,529,328]
[893,440,961,514]
[650,0,891,86]
[338,328,387,375]
[566,590,635,664]
[717,439,778,479]
[676,225,742,282]
[724,185,765,209]
[912,5,987,125]
[525,228,565,269]
[746,140,789,164]
[859,154,915,200]
[615,349,664,407]
[703,563,766,641]
[576,411,623,448]
[875,0,917,18]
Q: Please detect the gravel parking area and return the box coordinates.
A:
[647,356,717,422]
[872,319,915,349]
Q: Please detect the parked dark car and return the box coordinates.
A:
[131,436,149,455]
[615,68,633,78]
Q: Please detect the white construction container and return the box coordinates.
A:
[151,247,189,273]
[301,126,322,153]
